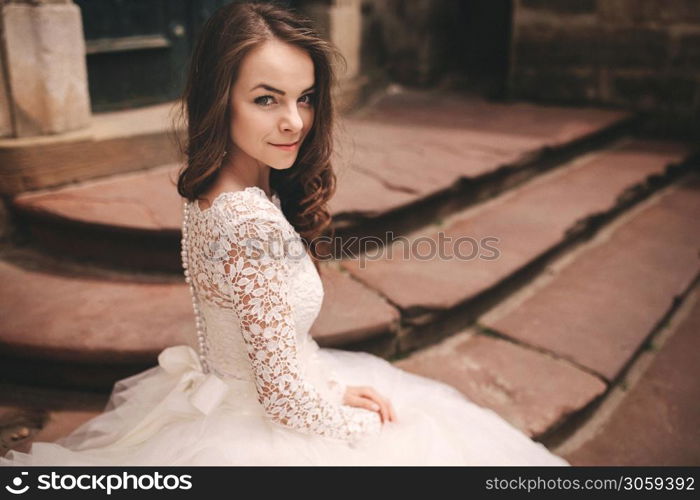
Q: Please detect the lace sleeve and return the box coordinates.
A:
[307,339,347,407]
[326,372,347,407]
[214,194,381,445]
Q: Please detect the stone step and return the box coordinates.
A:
[4,178,697,457]
[341,138,696,350]
[2,329,606,454]
[340,88,634,199]
[0,383,107,457]
[392,173,699,441]
[393,327,607,439]
[6,141,680,387]
[559,286,700,465]
[5,285,697,460]
[310,265,400,355]
[9,90,635,272]
[0,102,182,195]
[11,163,185,272]
[480,173,700,382]
[0,254,399,389]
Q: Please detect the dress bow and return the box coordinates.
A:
[158,345,230,415]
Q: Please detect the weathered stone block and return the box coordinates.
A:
[519,0,597,15]
[515,27,603,66]
[512,67,598,102]
[0,49,12,138]
[1,2,90,137]
[673,31,700,69]
[599,0,700,25]
[599,28,669,68]
[612,73,697,109]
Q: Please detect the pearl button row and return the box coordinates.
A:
[182,200,210,374]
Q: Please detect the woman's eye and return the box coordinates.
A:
[299,93,314,105]
[254,94,314,107]
[255,95,275,106]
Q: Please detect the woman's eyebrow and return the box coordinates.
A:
[249,83,315,95]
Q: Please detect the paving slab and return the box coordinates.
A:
[482,174,700,381]
[329,160,417,217]
[393,328,606,437]
[351,88,631,146]
[310,266,400,346]
[563,291,700,465]
[334,120,530,196]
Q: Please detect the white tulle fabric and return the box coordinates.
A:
[1,187,570,466]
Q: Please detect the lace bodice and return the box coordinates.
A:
[182,186,381,445]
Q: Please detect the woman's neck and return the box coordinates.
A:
[219,155,272,198]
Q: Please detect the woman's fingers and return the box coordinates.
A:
[348,395,381,415]
[366,395,387,423]
[387,399,397,423]
[350,386,397,424]
[350,394,386,423]
[377,396,395,423]
[368,388,395,423]
[360,392,389,424]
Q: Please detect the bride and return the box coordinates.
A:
[2,2,569,466]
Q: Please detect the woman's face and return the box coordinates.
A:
[228,39,316,171]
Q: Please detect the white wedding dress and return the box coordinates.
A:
[1,186,569,466]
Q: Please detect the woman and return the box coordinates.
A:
[1,1,569,465]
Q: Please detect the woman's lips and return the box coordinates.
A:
[270,140,299,151]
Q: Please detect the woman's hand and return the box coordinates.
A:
[342,385,397,424]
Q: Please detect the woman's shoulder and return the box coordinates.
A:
[197,186,276,216]
[191,189,307,268]
[207,187,290,233]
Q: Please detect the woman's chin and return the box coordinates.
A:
[268,159,297,171]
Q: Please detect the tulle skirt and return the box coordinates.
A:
[1,346,570,466]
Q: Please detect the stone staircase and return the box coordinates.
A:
[1,87,698,462]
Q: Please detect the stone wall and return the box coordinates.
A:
[359,0,458,87]
[510,0,700,139]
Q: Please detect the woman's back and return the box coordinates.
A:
[183,186,324,382]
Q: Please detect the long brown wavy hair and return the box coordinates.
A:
[174,1,345,268]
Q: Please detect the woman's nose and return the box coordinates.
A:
[280,103,304,132]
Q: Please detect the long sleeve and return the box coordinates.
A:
[307,339,347,407]
[326,371,347,407]
[214,194,381,445]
